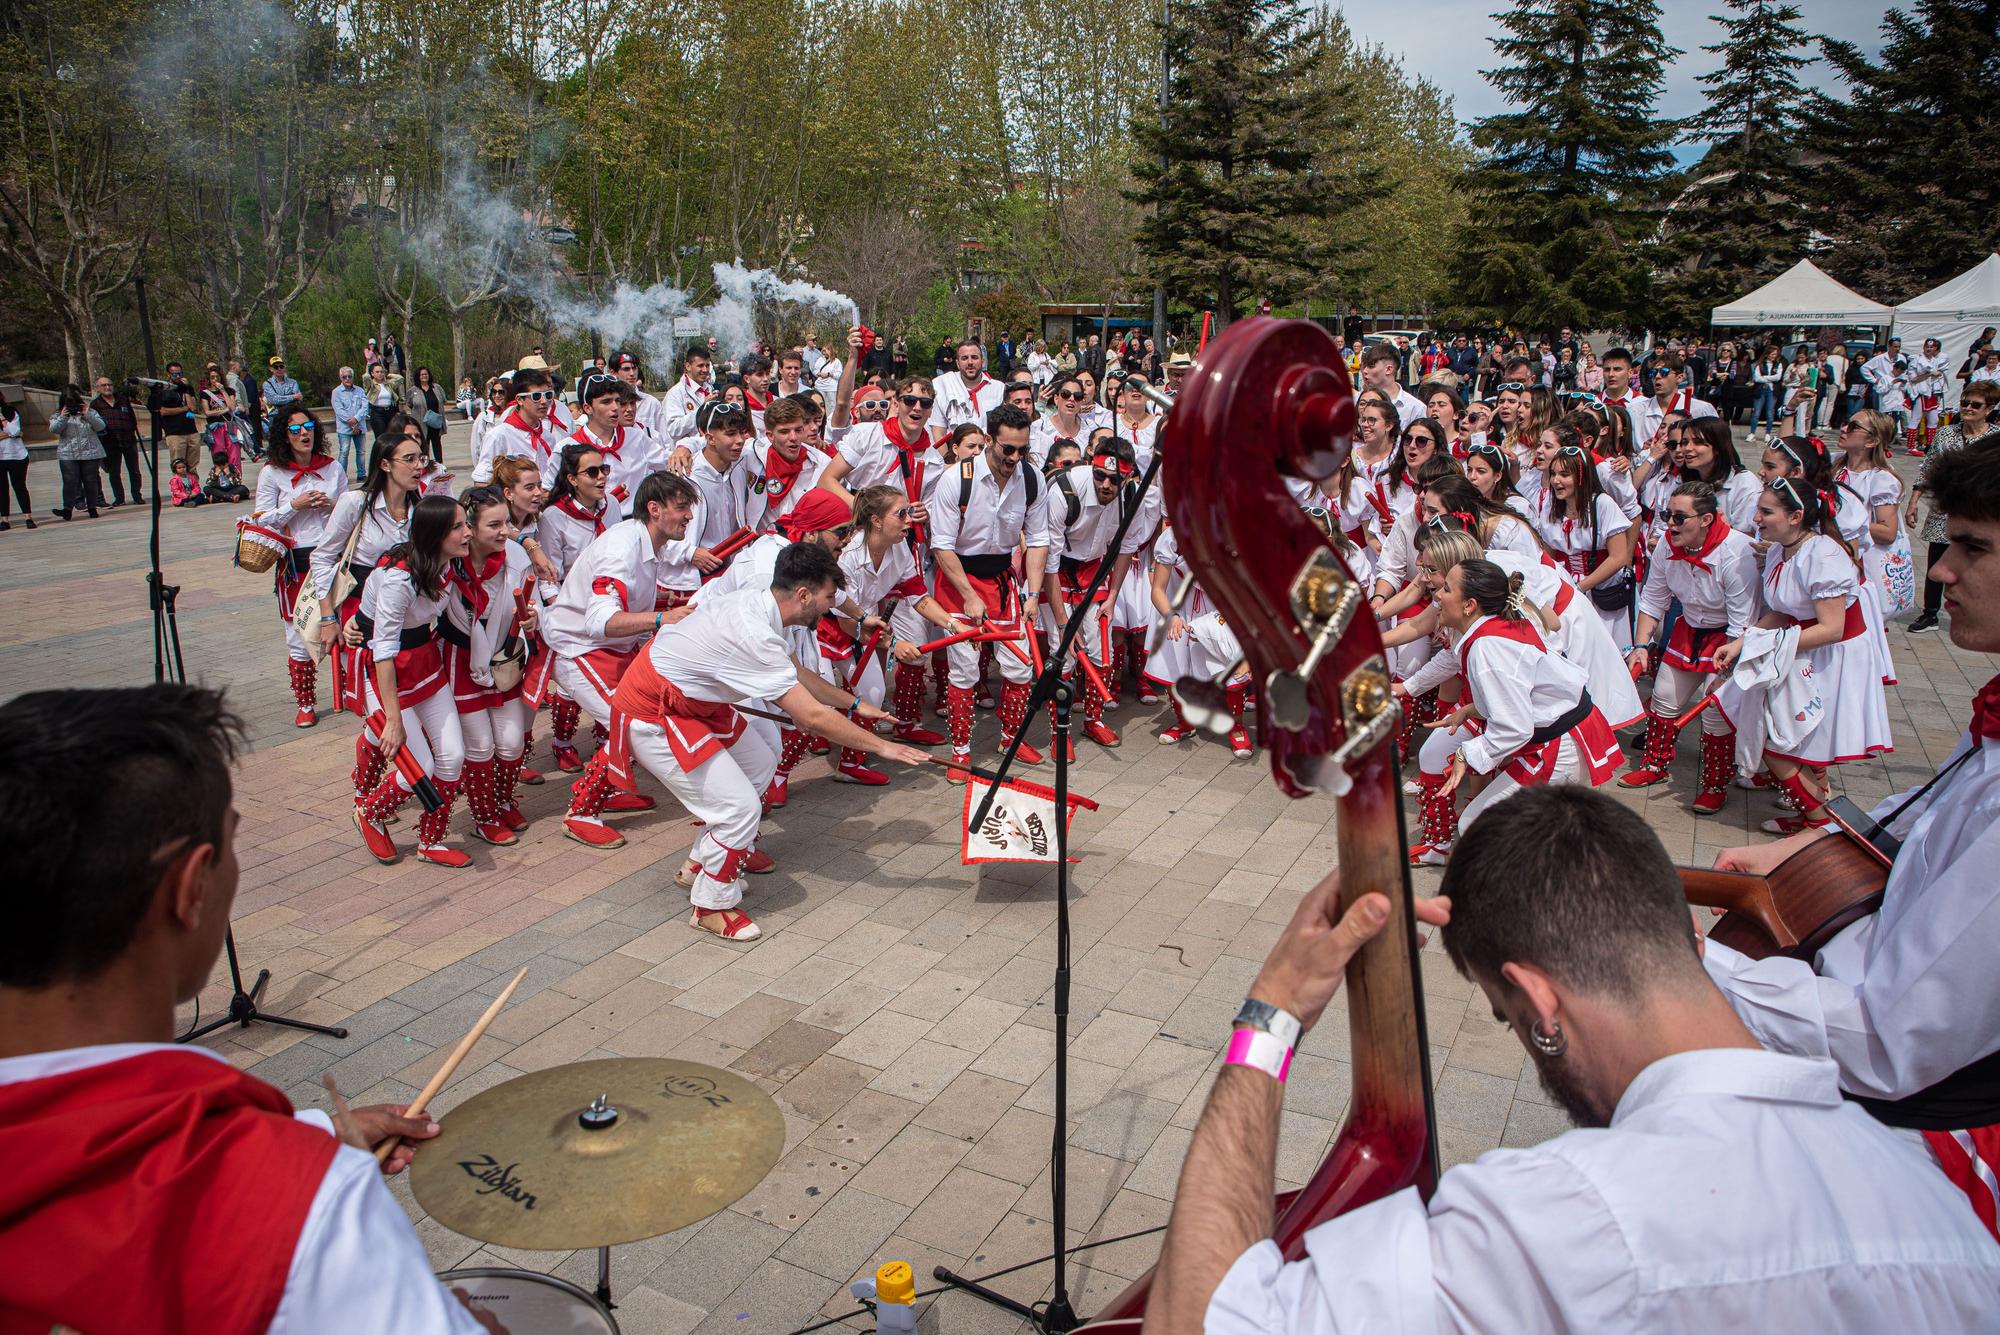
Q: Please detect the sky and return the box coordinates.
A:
[1341,0,1895,158]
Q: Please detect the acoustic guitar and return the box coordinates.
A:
[1679,798,1892,960]
[1075,318,1439,1331]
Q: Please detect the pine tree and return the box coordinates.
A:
[1654,1,1812,331]
[1128,0,1337,327]
[1797,0,2000,297]
[1448,0,1678,332]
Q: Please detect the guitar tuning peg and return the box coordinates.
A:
[1175,678,1235,736]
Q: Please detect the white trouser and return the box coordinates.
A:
[948,623,1034,688]
[626,720,777,911]
[1649,661,1730,737]
[363,689,465,783]
[1385,626,1434,681]
[1417,720,1468,777]
[1045,594,1110,673]
[459,698,528,762]
[829,651,887,711]
[1460,736,1585,828]
[553,657,615,728]
[283,617,312,662]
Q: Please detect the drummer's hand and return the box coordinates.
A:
[451,1287,511,1334]
[1713,830,1821,878]
[853,699,893,724]
[347,1103,440,1176]
[893,639,922,664]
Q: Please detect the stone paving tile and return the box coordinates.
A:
[16,441,1996,1331]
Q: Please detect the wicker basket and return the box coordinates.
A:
[234,518,292,574]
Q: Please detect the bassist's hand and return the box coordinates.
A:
[1250,875,1451,1036]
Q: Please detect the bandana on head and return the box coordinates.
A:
[1090,449,1135,479]
[778,488,851,542]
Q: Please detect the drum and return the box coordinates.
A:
[437,1268,619,1334]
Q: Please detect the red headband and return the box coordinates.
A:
[1091,449,1135,478]
[778,488,852,541]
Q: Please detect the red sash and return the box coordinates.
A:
[1663,619,1730,674]
[605,651,746,787]
[1058,556,1114,605]
[0,1049,333,1335]
[1778,600,1867,644]
[1460,616,1618,786]
[1926,1126,2000,1240]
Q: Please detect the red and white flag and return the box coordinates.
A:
[960,772,1098,864]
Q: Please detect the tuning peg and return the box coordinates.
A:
[1175,677,1235,736]
[1265,581,1363,731]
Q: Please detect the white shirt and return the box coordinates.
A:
[542,519,664,659]
[1389,387,1426,430]
[1206,1048,2000,1335]
[659,376,714,441]
[835,420,950,506]
[1600,392,1662,452]
[929,453,1049,558]
[1044,464,1149,567]
[647,586,799,705]
[552,421,665,506]
[1862,353,1900,398]
[1637,525,1759,635]
[358,566,447,664]
[0,1044,482,1334]
[689,450,752,548]
[1531,492,1630,581]
[0,411,23,462]
[310,492,411,599]
[931,372,1004,433]
[537,494,622,587]
[1907,352,1950,399]
[473,410,553,485]
[1706,722,2000,1101]
[1454,614,1590,775]
[839,532,924,616]
[1029,413,1095,469]
[254,456,345,551]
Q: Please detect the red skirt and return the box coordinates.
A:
[341,640,444,719]
[442,638,524,714]
[1662,620,1729,674]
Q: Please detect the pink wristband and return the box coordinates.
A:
[1225,1027,1292,1083]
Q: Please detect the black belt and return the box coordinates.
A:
[1853,1047,2000,1131]
[283,544,316,578]
[352,612,434,650]
[437,621,472,648]
[1527,693,1593,747]
[347,561,376,593]
[959,553,1013,579]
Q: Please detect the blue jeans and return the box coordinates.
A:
[337,432,365,479]
[1752,385,1778,432]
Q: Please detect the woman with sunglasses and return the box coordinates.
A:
[536,443,624,772]
[1713,479,1892,833]
[1833,411,1911,642]
[254,405,345,727]
[348,494,474,868]
[1758,432,1897,691]
[314,416,424,805]
[442,486,541,847]
[1032,374,1094,467]
[842,484,956,762]
[1106,384,1167,706]
[1531,426,1635,642]
[1621,479,1760,811]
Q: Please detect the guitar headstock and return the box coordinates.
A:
[1160,318,1394,797]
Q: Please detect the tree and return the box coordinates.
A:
[1450,0,1678,332]
[1654,0,1811,331]
[807,207,947,329]
[1128,0,1329,327]
[1798,0,2000,297]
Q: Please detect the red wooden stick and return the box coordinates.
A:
[1075,651,1112,703]
[845,625,885,692]
[917,627,983,655]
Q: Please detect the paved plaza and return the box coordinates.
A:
[2,430,1993,1335]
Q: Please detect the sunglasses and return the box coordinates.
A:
[994,442,1028,459]
[899,395,934,409]
[890,506,911,519]
[857,398,889,409]
[1056,390,1083,400]
[1091,468,1123,482]
[578,464,610,479]
[286,421,314,434]
[831,525,855,543]
[523,390,556,402]
[1668,510,1700,523]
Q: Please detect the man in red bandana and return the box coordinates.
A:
[0,686,493,1334]
[1620,479,1759,811]
[1709,437,2000,1238]
[472,365,555,484]
[1041,436,1152,755]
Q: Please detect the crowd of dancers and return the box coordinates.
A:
[241,329,1956,940]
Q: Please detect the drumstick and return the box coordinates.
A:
[374,965,528,1163]
[916,627,982,655]
[1671,685,1725,734]
[845,625,885,692]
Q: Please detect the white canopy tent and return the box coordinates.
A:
[1710,259,1894,328]
[1894,254,2000,410]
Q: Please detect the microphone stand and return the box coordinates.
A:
[934,397,1170,1334]
[160,409,348,1045]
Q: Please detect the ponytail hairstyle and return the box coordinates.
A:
[1414,453,1459,490]
[1560,407,1603,455]
[852,483,908,536]
[1426,471,1519,533]
[546,442,604,509]
[1679,416,1745,484]
[1766,433,1836,490]
[1544,431,1604,524]
[1764,474,1860,570]
[1457,557,1528,621]
[1597,402,1635,461]
[380,494,461,597]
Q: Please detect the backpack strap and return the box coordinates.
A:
[1051,469,1082,530]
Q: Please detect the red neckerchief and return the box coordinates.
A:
[447,551,503,618]
[503,405,548,458]
[1972,673,2000,745]
[1122,416,1148,444]
[573,423,624,460]
[1658,387,1693,416]
[762,440,808,501]
[285,455,333,485]
[882,414,931,502]
[744,387,769,412]
[683,375,711,402]
[553,495,607,536]
[1668,515,1731,572]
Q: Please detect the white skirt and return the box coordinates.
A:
[1110,549,1157,635]
[1557,596,1645,730]
[1715,635,1892,767]
[1144,612,1246,691]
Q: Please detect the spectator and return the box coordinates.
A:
[262,356,302,443]
[89,376,143,507]
[455,375,479,418]
[1552,345,1578,392]
[995,330,1014,377]
[1970,346,2000,389]
[932,339,954,375]
[407,366,446,463]
[329,367,369,481]
[148,362,201,477]
[228,357,264,457]
[203,450,250,504]
[363,336,381,370]
[48,385,106,522]
[1819,344,1850,430]
[0,397,30,531]
[1750,345,1783,439]
[1577,345,1604,395]
[381,333,407,377]
[364,362,401,438]
[167,457,206,506]
[198,366,241,472]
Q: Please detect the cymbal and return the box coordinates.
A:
[410,1057,784,1250]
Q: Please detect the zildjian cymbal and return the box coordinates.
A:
[409,1058,784,1250]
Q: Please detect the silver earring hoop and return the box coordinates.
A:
[1530,1020,1567,1057]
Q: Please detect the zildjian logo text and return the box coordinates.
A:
[458,1155,538,1209]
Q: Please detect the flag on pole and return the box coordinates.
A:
[960,772,1099,865]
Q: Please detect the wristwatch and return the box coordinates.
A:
[1232,997,1302,1049]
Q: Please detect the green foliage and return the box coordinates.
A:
[1450,0,1679,332]
[1796,0,2000,298]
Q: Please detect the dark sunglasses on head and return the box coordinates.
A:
[899,395,934,409]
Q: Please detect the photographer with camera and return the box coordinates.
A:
[48,386,107,522]
[148,363,201,477]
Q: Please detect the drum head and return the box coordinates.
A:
[438,1268,619,1335]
